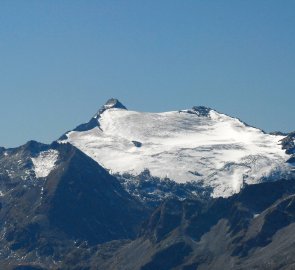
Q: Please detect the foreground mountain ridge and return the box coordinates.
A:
[81,178,295,270]
[0,141,148,268]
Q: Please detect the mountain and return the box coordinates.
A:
[1,98,295,269]
[60,98,295,199]
[0,141,148,269]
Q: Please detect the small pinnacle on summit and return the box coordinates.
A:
[187,106,211,117]
[185,106,212,117]
[69,98,128,134]
[99,98,127,114]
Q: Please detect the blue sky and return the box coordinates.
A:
[0,1,294,147]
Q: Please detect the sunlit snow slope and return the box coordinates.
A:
[61,99,293,197]
[31,149,59,178]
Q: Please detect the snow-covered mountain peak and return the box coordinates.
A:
[97,98,127,116]
[60,103,294,198]
[60,99,128,135]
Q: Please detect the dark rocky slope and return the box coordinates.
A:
[59,178,295,270]
[0,142,148,269]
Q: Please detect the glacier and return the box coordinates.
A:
[61,100,294,197]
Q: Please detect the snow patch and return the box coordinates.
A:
[31,150,59,178]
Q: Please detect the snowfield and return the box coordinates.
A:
[32,150,59,178]
[62,107,293,197]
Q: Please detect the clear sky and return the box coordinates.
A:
[0,1,294,147]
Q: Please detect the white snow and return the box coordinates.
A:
[62,108,293,197]
[31,150,59,178]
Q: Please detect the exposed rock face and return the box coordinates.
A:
[190,106,212,117]
[281,131,295,155]
[280,131,295,166]
[98,98,127,114]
